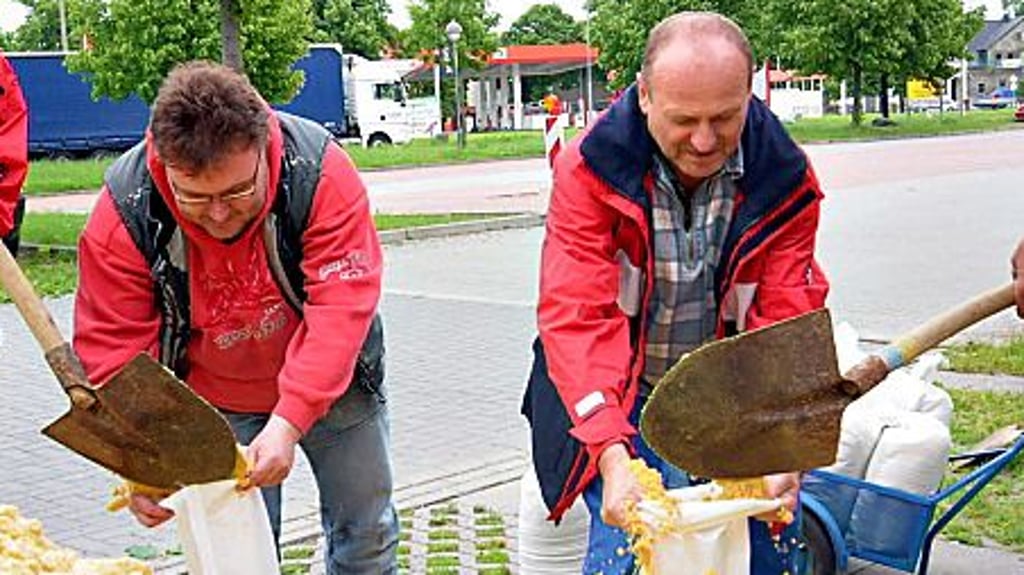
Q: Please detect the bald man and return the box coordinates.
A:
[522,11,829,573]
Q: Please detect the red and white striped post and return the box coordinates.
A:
[544,114,564,171]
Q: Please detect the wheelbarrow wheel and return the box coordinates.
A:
[800,510,837,575]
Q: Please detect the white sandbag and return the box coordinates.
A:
[834,323,953,426]
[816,409,897,531]
[848,412,951,559]
[863,411,951,495]
[517,465,590,574]
[849,368,953,428]
[164,480,279,575]
[637,484,781,575]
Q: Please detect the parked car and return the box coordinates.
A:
[973,86,1017,109]
[1015,104,1024,122]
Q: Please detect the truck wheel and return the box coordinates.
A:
[367,133,392,147]
[799,510,837,575]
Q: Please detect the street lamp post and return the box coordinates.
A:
[445,19,465,149]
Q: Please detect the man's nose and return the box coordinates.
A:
[206,200,232,222]
[690,122,717,154]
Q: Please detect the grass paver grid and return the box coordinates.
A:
[397,502,517,575]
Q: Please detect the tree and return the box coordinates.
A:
[8,0,73,51]
[403,0,499,120]
[66,0,313,104]
[1003,0,1022,17]
[587,0,784,91]
[310,0,393,58]
[776,0,915,125]
[899,0,983,112]
[777,0,983,125]
[501,3,583,46]
[404,0,499,69]
[221,0,243,72]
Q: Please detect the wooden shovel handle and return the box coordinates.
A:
[0,242,65,351]
[0,243,96,408]
[842,282,1015,397]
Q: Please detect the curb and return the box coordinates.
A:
[376,213,544,245]
[18,214,546,258]
[938,370,1024,394]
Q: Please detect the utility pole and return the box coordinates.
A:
[58,0,69,52]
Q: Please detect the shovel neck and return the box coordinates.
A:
[44,343,98,409]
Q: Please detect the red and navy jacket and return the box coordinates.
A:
[522,85,829,521]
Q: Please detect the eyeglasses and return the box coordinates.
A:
[168,152,262,207]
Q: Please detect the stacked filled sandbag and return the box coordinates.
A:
[812,324,953,543]
[517,465,590,574]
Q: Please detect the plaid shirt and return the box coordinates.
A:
[643,150,743,385]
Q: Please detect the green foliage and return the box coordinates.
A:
[937,386,1024,552]
[776,0,983,126]
[19,212,87,246]
[310,0,392,58]
[63,0,312,104]
[1003,0,1022,18]
[404,0,499,71]
[501,3,584,46]
[588,0,781,90]
[946,338,1024,376]
[7,0,71,51]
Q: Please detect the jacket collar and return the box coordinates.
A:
[579,85,807,223]
[579,84,654,211]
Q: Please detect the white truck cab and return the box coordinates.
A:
[345,55,414,146]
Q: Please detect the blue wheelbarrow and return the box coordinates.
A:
[797,430,1024,574]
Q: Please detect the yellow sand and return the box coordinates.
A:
[621,461,793,574]
[107,446,251,512]
[0,505,152,574]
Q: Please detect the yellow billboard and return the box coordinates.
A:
[907,79,940,100]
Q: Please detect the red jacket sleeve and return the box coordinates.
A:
[73,191,161,384]
[273,143,383,433]
[538,150,637,461]
[744,166,829,330]
[0,54,28,237]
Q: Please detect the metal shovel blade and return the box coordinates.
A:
[43,353,238,489]
[640,309,852,478]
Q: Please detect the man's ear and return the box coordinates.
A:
[637,78,651,115]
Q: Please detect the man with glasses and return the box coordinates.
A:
[73,61,397,574]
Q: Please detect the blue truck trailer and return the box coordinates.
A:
[8,52,150,157]
[8,45,413,157]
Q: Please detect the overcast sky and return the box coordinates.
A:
[0,0,1007,36]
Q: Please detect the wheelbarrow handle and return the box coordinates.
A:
[842,282,1015,397]
[0,242,97,409]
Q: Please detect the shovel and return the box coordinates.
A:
[640,283,1015,478]
[0,242,238,489]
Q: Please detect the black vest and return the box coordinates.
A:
[104,112,383,393]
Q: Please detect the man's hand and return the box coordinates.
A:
[754,471,801,522]
[597,443,642,529]
[246,415,302,488]
[127,493,174,528]
[1013,237,1024,318]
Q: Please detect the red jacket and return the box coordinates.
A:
[0,52,28,237]
[74,113,383,433]
[525,87,829,520]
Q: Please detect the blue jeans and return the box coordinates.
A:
[223,384,399,575]
[581,394,796,574]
